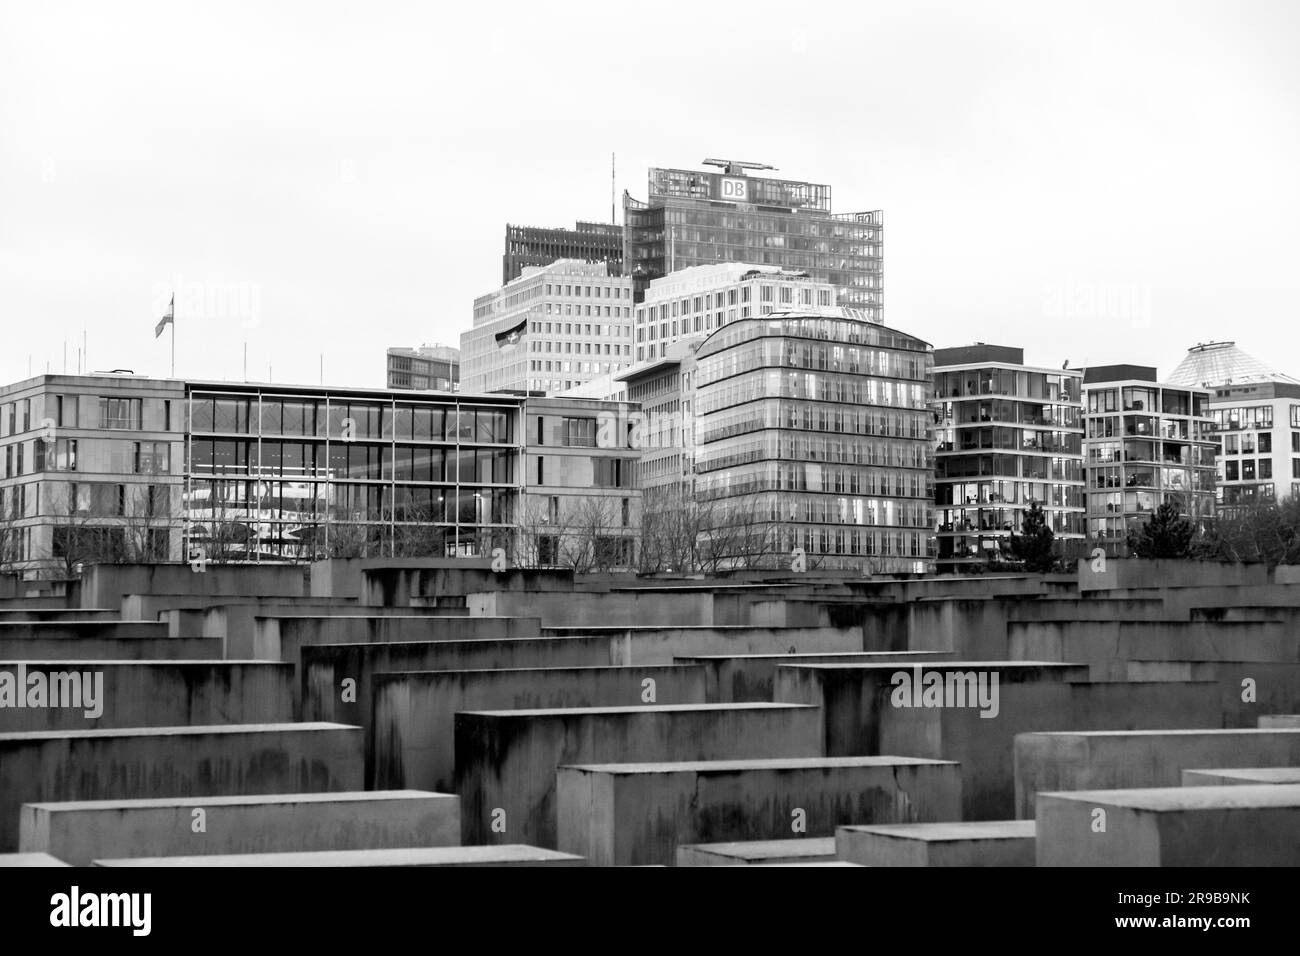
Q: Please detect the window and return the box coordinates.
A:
[1259,433,1272,454]
[562,417,596,447]
[134,442,170,475]
[34,438,77,472]
[537,456,544,484]
[1260,460,1273,480]
[99,397,142,430]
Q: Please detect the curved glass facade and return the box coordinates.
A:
[694,313,933,572]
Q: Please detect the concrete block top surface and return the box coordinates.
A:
[559,756,960,774]
[95,845,584,867]
[24,790,448,811]
[0,659,282,666]
[0,853,71,866]
[1019,728,1300,741]
[1184,768,1300,784]
[461,703,818,718]
[676,652,946,661]
[1038,784,1300,811]
[778,660,1075,671]
[838,821,1036,842]
[0,722,358,742]
[683,838,836,859]
[372,664,697,678]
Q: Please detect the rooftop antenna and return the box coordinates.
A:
[611,152,615,225]
[701,158,779,176]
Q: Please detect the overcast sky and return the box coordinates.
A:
[2,0,1297,389]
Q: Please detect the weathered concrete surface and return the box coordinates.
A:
[836,820,1036,867]
[1078,557,1271,593]
[468,590,715,628]
[0,609,119,622]
[457,703,824,848]
[675,837,837,866]
[1182,767,1300,786]
[1118,662,1300,720]
[0,636,223,661]
[0,620,168,641]
[556,756,961,866]
[80,563,306,611]
[774,661,1091,818]
[1014,728,1300,818]
[0,660,293,731]
[94,845,585,867]
[1008,620,1294,678]
[677,651,951,704]
[361,564,574,607]
[0,722,363,851]
[1036,785,1300,866]
[19,790,458,866]
[1260,714,1300,728]
[371,665,710,792]
[257,615,542,671]
[0,852,68,866]
[537,625,863,665]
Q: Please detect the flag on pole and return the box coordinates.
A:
[494,317,527,349]
[155,295,174,338]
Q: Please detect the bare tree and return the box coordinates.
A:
[512,495,565,569]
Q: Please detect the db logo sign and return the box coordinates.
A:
[720,177,748,202]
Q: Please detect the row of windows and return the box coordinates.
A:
[696,370,928,416]
[188,440,515,484]
[697,433,930,473]
[190,398,514,444]
[697,340,928,388]
[530,341,631,357]
[697,466,930,505]
[936,479,1083,507]
[543,283,631,300]
[186,479,513,525]
[1086,387,1207,417]
[700,400,929,445]
[1084,415,1209,440]
[1086,440,1216,467]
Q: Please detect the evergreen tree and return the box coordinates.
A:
[1010,501,1057,572]
[1127,499,1195,559]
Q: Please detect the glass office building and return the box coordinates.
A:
[184,382,522,562]
[623,163,883,320]
[693,311,933,572]
[931,345,1085,570]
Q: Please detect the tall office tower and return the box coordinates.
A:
[693,310,933,573]
[386,345,460,391]
[622,159,883,320]
[931,345,1085,571]
[1081,365,1216,549]
[1166,341,1300,510]
[460,260,636,396]
[502,221,623,284]
[633,263,841,363]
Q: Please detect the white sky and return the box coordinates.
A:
[1,0,1297,388]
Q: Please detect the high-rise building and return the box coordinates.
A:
[931,345,1085,570]
[0,372,641,576]
[386,345,459,391]
[460,260,636,395]
[633,263,841,363]
[693,310,933,573]
[623,159,883,320]
[1166,341,1300,509]
[502,221,623,285]
[1081,365,1216,548]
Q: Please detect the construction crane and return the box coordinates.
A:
[701,158,778,176]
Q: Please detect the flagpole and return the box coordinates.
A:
[170,292,175,377]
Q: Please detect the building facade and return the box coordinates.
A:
[1081,365,1216,548]
[634,263,841,363]
[461,260,636,395]
[623,160,884,320]
[931,345,1085,570]
[616,338,702,499]
[0,374,185,578]
[386,345,460,392]
[0,373,640,577]
[503,221,622,285]
[693,311,933,573]
[1166,341,1300,508]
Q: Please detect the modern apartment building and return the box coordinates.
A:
[693,310,933,573]
[623,159,884,319]
[502,221,622,285]
[633,263,840,363]
[1166,341,1300,508]
[0,373,641,577]
[386,345,459,392]
[1081,365,1216,547]
[0,373,185,577]
[931,345,1085,570]
[460,260,636,395]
